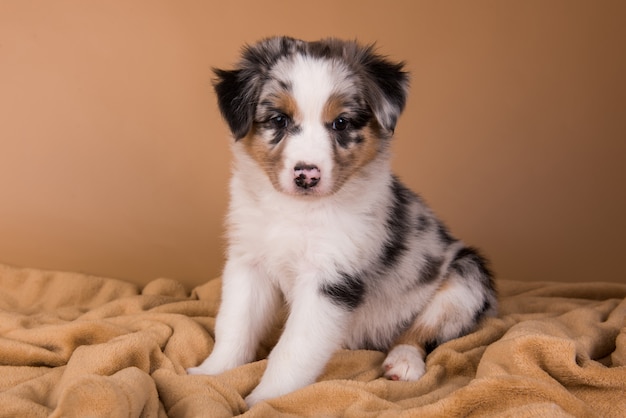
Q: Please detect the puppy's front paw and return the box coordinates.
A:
[382,344,426,381]
[186,366,211,375]
[244,391,265,409]
[186,354,230,376]
[245,384,279,409]
[245,371,292,408]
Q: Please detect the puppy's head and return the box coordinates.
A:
[214,36,409,197]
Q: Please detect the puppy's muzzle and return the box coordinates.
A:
[294,163,320,189]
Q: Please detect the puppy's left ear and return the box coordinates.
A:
[360,49,409,134]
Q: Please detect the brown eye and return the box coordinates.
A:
[332,117,349,131]
[270,114,290,129]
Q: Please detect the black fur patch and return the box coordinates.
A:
[419,255,443,284]
[268,121,301,146]
[424,339,439,354]
[329,104,373,148]
[415,214,430,233]
[361,55,408,131]
[450,246,492,280]
[320,273,365,311]
[268,126,288,146]
[380,178,414,268]
[473,298,493,323]
[345,106,374,131]
[213,68,256,140]
[436,222,456,246]
[333,130,363,148]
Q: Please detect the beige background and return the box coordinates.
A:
[1,1,624,289]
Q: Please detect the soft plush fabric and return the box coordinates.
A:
[0,263,624,417]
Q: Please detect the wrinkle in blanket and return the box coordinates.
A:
[0,263,625,417]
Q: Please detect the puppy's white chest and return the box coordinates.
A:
[257,210,342,268]
[232,195,365,279]
[228,158,392,292]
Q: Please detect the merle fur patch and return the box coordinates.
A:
[320,273,366,311]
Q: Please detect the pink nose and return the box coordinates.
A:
[294,163,320,189]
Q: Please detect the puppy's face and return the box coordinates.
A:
[214,37,409,197]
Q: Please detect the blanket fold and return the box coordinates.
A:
[0,263,624,417]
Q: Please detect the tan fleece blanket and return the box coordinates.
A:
[0,263,624,417]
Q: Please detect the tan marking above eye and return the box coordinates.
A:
[261,90,300,122]
[323,93,350,123]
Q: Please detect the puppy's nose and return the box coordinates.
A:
[294,163,320,189]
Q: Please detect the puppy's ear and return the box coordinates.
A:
[359,48,409,134]
[213,68,258,140]
[213,37,303,140]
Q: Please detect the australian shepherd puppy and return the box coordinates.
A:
[187,36,497,407]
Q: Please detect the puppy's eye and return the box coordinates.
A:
[270,114,290,129]
[332,117,349,131]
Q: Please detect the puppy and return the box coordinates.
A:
[187,36,497,407]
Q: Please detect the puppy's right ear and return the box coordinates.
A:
[213,68,258,140]
[214,37,301,140]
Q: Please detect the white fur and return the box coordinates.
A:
[273,57,353,196]
[382,344,426,381]
[194,154,394,407]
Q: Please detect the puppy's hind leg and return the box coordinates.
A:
[383,247,496,381]
[187,260,280,376]
[382,326,430,382]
